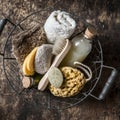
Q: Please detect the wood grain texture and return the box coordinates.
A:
[0,0,120,120]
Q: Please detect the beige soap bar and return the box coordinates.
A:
[12,25,46,66]
[48,67,63,88]
[34,44,53,74]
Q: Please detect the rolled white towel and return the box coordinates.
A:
[44,10,76,43]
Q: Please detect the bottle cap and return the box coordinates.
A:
[84,25,97,39]
[22,76,33,88]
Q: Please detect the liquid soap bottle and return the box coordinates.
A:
[60,25,96,67]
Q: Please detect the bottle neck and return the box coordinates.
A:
[83,33,92,40]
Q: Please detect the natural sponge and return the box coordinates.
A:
[49,67,86,97]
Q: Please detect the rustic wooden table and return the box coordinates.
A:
[0,0,120,120]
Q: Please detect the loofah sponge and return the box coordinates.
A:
[12,24,47,66]
[49,66,86,97]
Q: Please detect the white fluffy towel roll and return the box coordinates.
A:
[44,10,76,43]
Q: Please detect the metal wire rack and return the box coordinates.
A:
[0,9,118,110]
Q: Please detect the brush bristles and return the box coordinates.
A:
[52,39,66,55]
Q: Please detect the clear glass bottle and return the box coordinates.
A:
[60,26,96,67]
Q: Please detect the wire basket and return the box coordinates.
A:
[0,9,118,110]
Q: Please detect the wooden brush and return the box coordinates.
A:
[38,39,71,91]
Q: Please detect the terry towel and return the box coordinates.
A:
[44,10,76,43]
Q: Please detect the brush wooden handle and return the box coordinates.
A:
[38,39,71,91]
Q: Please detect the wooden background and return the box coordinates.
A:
[0,0,120,120]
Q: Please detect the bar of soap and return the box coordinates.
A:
[48,67,63,88]
[35,44,53,74]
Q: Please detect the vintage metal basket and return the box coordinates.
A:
[0,8,118,110]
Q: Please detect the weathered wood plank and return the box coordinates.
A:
[0,0,120,120]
